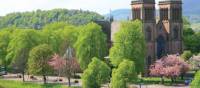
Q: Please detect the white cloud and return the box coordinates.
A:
[0,0,159,16]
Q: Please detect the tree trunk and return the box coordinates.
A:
[68,77,71,87]
[22,71,25,82]
[181,73,184,80]
[161,76,164,84]
[43,75,47,84]
[4,64,7,74]
[171,77,174,84]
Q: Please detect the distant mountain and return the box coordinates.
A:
[105,9,132,21]
[105,0,200,23]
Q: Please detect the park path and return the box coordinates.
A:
[1,74,190,88]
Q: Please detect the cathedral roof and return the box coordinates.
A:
[159,0,182,4]
[159,0,181,1]
[131,0,155,4]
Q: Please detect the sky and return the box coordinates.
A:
[0,0,159,16]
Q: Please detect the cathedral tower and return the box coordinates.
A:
[158,0,183,58]
[131,0,156,67]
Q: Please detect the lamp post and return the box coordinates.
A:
[138,74,143,88]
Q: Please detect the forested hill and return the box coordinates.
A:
[0,9,103,29]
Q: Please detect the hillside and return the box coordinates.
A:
[0,9,103,29]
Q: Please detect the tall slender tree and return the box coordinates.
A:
[75,22,108,70]
[109,20,146,74]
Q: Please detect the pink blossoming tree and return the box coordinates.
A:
[48,53,80,86]
[149,55,190,84]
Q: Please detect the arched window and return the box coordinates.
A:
[173,27,179,40]
[146,27,152,42]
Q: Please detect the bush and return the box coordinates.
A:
[190,71,200,88]
[111,60,137,88]
[181,50,192,61]
[82,57,111,88]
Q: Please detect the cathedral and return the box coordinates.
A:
[131,0,183,66]
[97,0,183,68]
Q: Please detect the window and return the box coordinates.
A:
[133,8,141,20]
[160,8,168,20]
[173,27,179,40]
[172,8,181,21]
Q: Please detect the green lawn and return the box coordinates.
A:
[0,79,79,88]
[134,77,185,86]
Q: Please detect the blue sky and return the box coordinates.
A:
[0,0,159,16]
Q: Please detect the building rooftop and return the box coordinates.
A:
[159,0,182,4]
[131,0,155,4]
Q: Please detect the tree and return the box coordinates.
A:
[182,17,200,53]
[109,20,146,74]
[41,29,63,53]
[0,30,11,72]
[6,29,41,82]
[27,44,53,84]
[58,24,78,55]
[183,28,200,53]
[111,60,137,88]
[150,55,190,83]
[181,50,193,61]
[48,53,80,86]
[75,23,108,70]
[190,71,200,88]
[48,54,66,77]
[82,57,111,88]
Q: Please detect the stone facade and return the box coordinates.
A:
[131,0,183,67]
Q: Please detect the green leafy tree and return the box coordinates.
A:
[41,29,63,53]
[111,60,137,88]
[109,20,146,73]
[75,23,108,70]
[0,30,11,71]
[190,71,200,88]
[82,57,111,88]
[27,44,53,84]
[6,29,40,81]
[57,24,78,55]
[182,17,200,53]
[181,50,193,61]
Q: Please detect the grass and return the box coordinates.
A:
[134,77,185,86]
[0,79,79,88]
